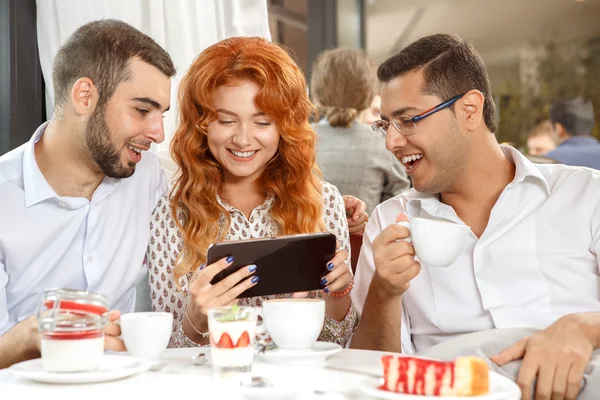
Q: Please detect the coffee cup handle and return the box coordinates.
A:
[396,221,412,243]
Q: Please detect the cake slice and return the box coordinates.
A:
[380,355,489,396]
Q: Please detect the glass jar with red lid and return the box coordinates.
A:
[36,288,109,372]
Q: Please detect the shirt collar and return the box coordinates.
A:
[90,176,120,205]
[22,121,121,208]
[502,145,550,194]
[405,145,550,218]
[216,193,275,214]
[23,122,59,208]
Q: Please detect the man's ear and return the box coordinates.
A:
[459,90,485,131]
[70,77,99,116]
[554,122,568,140]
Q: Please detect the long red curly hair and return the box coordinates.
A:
[170,37,325,282]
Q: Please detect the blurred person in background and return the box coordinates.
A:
[358,94,382,126]
[545,98,600,169]
[311,48,409,217]
[527,119,557,156]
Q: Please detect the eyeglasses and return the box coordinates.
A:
[371,93,466,139]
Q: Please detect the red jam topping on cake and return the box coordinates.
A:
[380,355,489,396]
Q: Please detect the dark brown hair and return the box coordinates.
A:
[53,19,176,112]
[378,33,497,132]
[310,48,377,128]
[550,97,595,136]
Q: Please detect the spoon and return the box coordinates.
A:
[241,376,339,398]
[191,352,208,366]
[256,340,277,354]
[148,360,169,371]
[241,375,273,388]
[240,376,297,400]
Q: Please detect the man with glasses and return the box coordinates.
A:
[351,33,600,400]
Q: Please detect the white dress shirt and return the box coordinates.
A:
[0,122,167,335]
[352,146,600,354]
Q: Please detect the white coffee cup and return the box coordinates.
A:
[120,312,173,359]
[397,218,470,267]
[259,299,325,349]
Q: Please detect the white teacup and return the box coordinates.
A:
[120,312,173,359]
[260,299,325,349]
[397,218,470,267]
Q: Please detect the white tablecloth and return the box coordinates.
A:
[0,348,519,399]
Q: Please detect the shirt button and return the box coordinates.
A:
[59,202,66,207]
[87,255,93,263]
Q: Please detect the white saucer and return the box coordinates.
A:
[9,355,152,384]
[257,341,342,364]
[359,371,521,400]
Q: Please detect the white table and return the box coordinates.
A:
[0,348,519,399]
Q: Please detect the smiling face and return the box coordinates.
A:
[380,70,470,194]
[86,58,171,178]
[206,79,280,184]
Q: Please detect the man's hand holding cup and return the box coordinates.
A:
[372,214,421,296]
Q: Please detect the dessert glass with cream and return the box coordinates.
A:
[207,305,257,377]
[36,288,109,372]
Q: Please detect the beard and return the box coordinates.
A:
[417,117,470,194]
[84,107,136,179]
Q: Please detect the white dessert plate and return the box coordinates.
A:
[9,354,152,384]
[358,371,521,400]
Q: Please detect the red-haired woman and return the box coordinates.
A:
[146,37,358,348]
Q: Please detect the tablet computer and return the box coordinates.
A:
[207,232,336,298]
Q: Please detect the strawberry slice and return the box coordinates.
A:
[236,331,250,348]
[216,333,234,348]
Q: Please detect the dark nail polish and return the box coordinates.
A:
[251,276,259,284]
[324,287,330,293]
[199,263,205,270]
[327,262,335,271]
[226,256,234,263]
[248,264,257,273]
[320,278,328,286]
